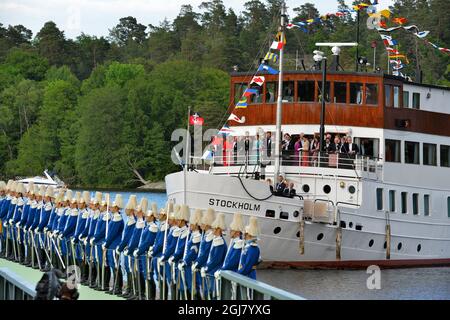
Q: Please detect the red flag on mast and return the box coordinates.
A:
[189,112,204,125]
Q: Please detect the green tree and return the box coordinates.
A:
[35,21,67,66]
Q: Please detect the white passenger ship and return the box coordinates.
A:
[165,4,450,269]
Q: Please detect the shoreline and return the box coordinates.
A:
[70,181,167,193]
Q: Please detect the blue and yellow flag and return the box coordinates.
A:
[264,52,278,63]
[236,98,248,109]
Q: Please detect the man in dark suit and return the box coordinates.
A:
[275,175,286,196]
[266,132,272,158]
[232,136,238,164]
[282,133,295,165]
[283,182,297,198]
[244,131,251,166]
[341,136,359,157]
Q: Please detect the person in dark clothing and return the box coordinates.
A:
[283,182,297,198]
[275,175,286,196]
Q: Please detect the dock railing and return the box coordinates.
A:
[0,267,36,300]
[219,270,304,300]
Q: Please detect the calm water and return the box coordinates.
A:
[85,190,450,300]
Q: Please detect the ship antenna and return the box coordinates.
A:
[273,0,287,186]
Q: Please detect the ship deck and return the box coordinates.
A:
[0,258,124,300]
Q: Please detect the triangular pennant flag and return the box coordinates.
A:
[236,98,248,109]
[250,76,265,86]
[243,88,259,97]
[218,125,234,135]
[415,31,430,38]
[258,64,279,75]
[264,52,278,63]
[228,113,246,124]
[270,41,284,50]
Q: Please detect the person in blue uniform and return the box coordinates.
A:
[157,205,181,300]
[135,202,158,300]
[168,205,190,299]
[103,194,123,294]
[0,181,8,257]
[92,193,112,290]
[124,197,147,300]
[219,212,245,273]
[71,191,90,279]
[150,205,169,298]
[191,208,215,300]
[79,192,102,285]
[3,181,18,260]
[18,182,34,265]
[115,195,137,297]
[49,192,65,271]
[60,192,80,273]
[53,190,72,270]
[178,208,202,300]
[36,186,55,271]
[238,216,261,280]
[24,185,39,267]
[201,213,227,299]
[11,183,26,263]
[0,181,14,258]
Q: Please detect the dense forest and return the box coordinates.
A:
[0,0,448,188]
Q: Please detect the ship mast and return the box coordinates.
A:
[274,1,286,184]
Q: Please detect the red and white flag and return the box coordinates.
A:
[228,113,246,124]
[250,76,265,86]
[270,41,284,50]
[189,113,204,126]
[386,47,400,55]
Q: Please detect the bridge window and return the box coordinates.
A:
[376,188,383,211]
[265,210,275,218]
[424,195,430,216]
[385,139,401,162]
[440,145,450,167]
[403,91,410,108]
[334,82,347,103]
[350,82,363,104]
[298,80,315,102]
[249,83,263,104]
[365,84,378,105]
[405,141,420,164]
[234,83,246,104]
[280,212,289,220]
[266,82,277,103]
[412,193,419,215]
[393,86,400,108]
[389,190,396,212]
[318,81,331,102]
[423,143,437,166]
[385,84,392,107]
[401,192,408,214]
[448,197,450,218]
[412,92,420,109]
[282,81,294,102]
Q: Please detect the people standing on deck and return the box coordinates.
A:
[310,134,320,166]
[238,217,261,280]
[135,202,158,299]
[201,212,227,299]
[275,175,286,196]
[124,197,147,300]
[116,195,136,297]
[191,208,215,300]
[265,131,272,161]
[300,135,310,167]
[178,208,202,300]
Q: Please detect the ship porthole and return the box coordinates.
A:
[302,184,310,193]
[317,233,324,241]
[369,239,374,247]
[383,241,387,249]
[273,227,281,235]
[296,231,300,238]
[349,222,353,228]
[348,186,356,194]
[293,211,300,218]
[417,244,422,252]
[397,242,402,251]
[323,185,331,194]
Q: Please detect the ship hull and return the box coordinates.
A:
[165,171,450,269]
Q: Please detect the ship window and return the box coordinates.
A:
[317,233,324,241]
[266,82,277,103]
[302,184,310,193]
[384,84,392,107]
[447,197,450,218]
[298,80,315,102]
[323,185,331,194]
[389,190,396,212]
[385,139,401,162]
[412,92,420,109]
[405,141,420,164]
[234,83,247,104]
[376,188,383,211]
[334,82,347,103]
[273,227,281,234]
[401,192,408,214]
[249,83,263,104]
[365,84,378,105]
[403,91,410,108]
[440,145,450,167]
[424,195,430,216]
[417,244,422,252]
[369,239,374,247]
[350,82,363,104]
[393,86,400,108]
[282,81,294,102]
[280,212,289,220]
[348,186,356,194]
[317,81,330,102]
[397,242,402,251]
[412,193,419,215]
[265,209,275,218]
[423,143,437,166]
